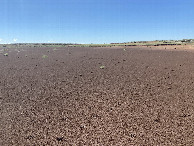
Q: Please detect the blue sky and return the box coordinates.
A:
[0,0,194,44]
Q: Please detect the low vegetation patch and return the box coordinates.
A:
[100,65,105,69]
[42,55,48,58]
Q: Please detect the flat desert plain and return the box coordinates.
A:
[0,45,194,145]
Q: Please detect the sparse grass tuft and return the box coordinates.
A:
[100,65,105,69]
[42,55,48,58]
[4,53,8,56]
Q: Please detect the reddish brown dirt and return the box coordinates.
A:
[0,46,194,145]
[138,44,194,51]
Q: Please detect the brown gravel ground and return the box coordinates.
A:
[0,46,194,145]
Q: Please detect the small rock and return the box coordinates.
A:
[26,135,33,140]
[56,137,63,141]
[154,119,160,122]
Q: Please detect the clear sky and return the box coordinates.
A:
[0,0,194,44]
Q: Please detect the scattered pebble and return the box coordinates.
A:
[56,137,63,141]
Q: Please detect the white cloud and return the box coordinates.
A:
[13,38,18,42]
[0,38,2,42]
[48,41,50,43]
